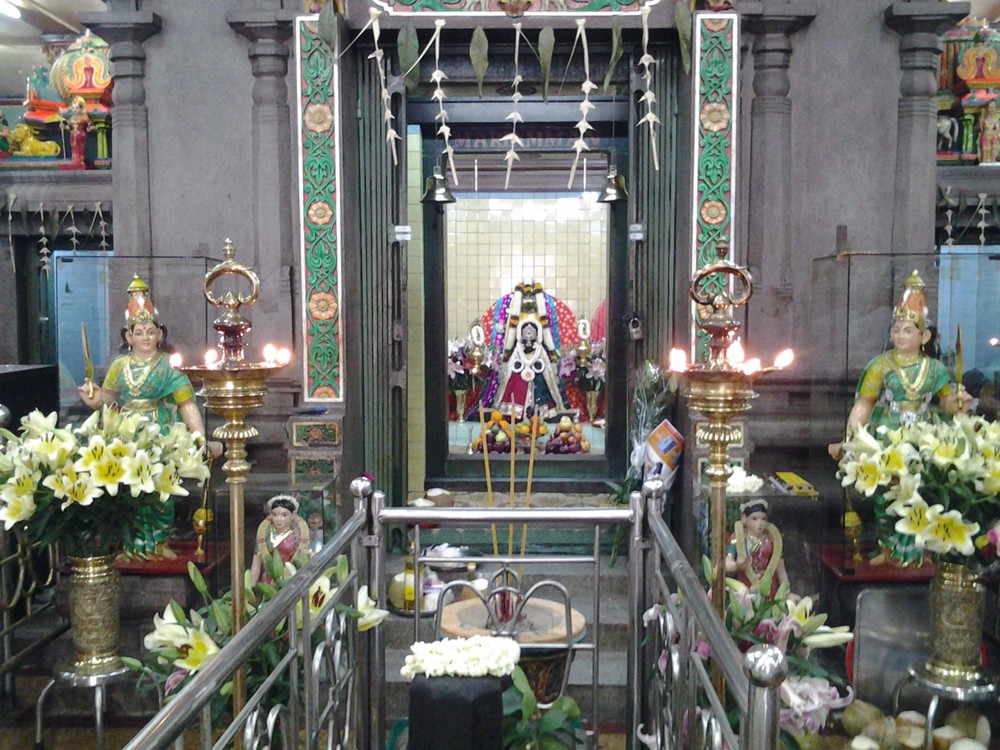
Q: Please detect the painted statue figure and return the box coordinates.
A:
[476,280,571,419]
[725,499,788,598]
[250,494,312,585]
[980,100,1000,164]
[828,270,970,564]
[78,275,219,557]
[62,95,93,169]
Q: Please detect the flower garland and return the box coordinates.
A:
[399,635,520,680]
[366,8,402,166]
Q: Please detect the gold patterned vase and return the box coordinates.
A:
[585,390,599,423]
[926,562,984,683]
[68,554,122,673]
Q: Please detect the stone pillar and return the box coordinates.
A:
[228,10,298,346]
[79,9,161,257]
[885,2,968,254]
[742,2,815,344]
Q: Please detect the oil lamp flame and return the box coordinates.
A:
[276,347,292,365]
[741,358,761,375]
[669,348,688,372]
[204,348,219,366]
[774,348,794,369]
[726,340,745,365]
[169,352,183,368]
[263,343,278,362]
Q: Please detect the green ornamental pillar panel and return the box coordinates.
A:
[690,11,738,363]
[297,16,344,403]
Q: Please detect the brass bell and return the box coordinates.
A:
[421,165,457,204]
[596,164,628,204]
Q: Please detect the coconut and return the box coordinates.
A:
[932,725,966,750]
[842,700,884,737]
[949,740,987,750]
[896,711,926,729]
[945,708,990,747]
[849,737,880,750]
[896,725,924,749]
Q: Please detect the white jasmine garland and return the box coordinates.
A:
[726,466,763,494]
[399,635,520,681]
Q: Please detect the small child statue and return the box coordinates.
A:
[725,499,789,598]
[250,495,311,585]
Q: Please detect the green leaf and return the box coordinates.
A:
[398,24,420,96]
[675,0,693,75]
[701,555,713,586]
[538,28,555,101]
[335,553,350,584]
[121,656,144,671]
[220,680,233,697]
[169,600,188,625]
[470,28,489,99]
[511,666,537,717]
[602,21,623,94]
[537,707,568,734]
[265,550,284,583]
[317,1,338,53]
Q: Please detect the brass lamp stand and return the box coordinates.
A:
[669,241,793,627]
[181,238,289,728]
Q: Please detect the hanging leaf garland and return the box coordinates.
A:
[367,8,403,165]
[429,19,456,184]
[602,21,623,94]
[470,27,489,99]
[398,23,421,96]
[638,4,661,172]
[567,19,595,190]
[36,203,50,276]
[538,27,554,102]
[501,23,525,189]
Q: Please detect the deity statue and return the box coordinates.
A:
[78,275,221,558]
[725,499,788,598]
[61,95,93,169]
[828,270,970,564]
[250,495,311,585]
[475,281,573,419]
[980,101,1000,164]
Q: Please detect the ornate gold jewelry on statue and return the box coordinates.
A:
[123,352,162,391]
[892,270,927,329]
[126,274,160,327]
[885,351,931,402]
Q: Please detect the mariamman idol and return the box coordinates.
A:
[828,270,969,564]
[725,499,788,598]
[78,275,219,557]
[250,495,311,585]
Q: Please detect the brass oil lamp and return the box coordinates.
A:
[669,241,793,626]
[181,238,290,722]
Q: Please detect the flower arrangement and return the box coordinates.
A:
[0,407,210,557]
[400,634,521,680]
[125,552,387,705]
[559,340,607,393]
[718,574,854,738]
[837,414,1000,570]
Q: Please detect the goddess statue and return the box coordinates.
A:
[725,499,788,598]
[475,281,575,419]
[78,275,220,557]
[980,100,1000,164]
[828,270,969,564]
[249,495,311,585]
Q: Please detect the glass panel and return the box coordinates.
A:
[444,185,609,456]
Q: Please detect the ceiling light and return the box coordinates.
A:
[0,1,21,20]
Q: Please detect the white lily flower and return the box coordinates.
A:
[356,585,389,631]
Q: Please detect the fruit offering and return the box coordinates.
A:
[544,416,591,454]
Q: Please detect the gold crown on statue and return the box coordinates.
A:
[892,270,927,329]
[125,274,160,327]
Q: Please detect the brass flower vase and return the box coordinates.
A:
[68,554,122,673]
[454,390,467,422]
[926,562,984,683]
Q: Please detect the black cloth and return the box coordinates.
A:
[407,675,506,750]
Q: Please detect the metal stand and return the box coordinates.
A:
[34,663,130,750]
[891,662,999,750]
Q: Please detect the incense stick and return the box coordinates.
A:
[507,400,521,556]
[479,401,498,556]
[519,413,539,576]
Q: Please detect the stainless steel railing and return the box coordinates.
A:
[636,480,787,750]
[121,475,784,750]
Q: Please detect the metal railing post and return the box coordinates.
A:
[350,476,376,750]
[369,484,387,750]
[627,487,644,750]
[741,644,787,750]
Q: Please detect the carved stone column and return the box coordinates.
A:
[885,2,969,254]
[742,1,815,343]
[79,9,162,257]
[228,10,297,346]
